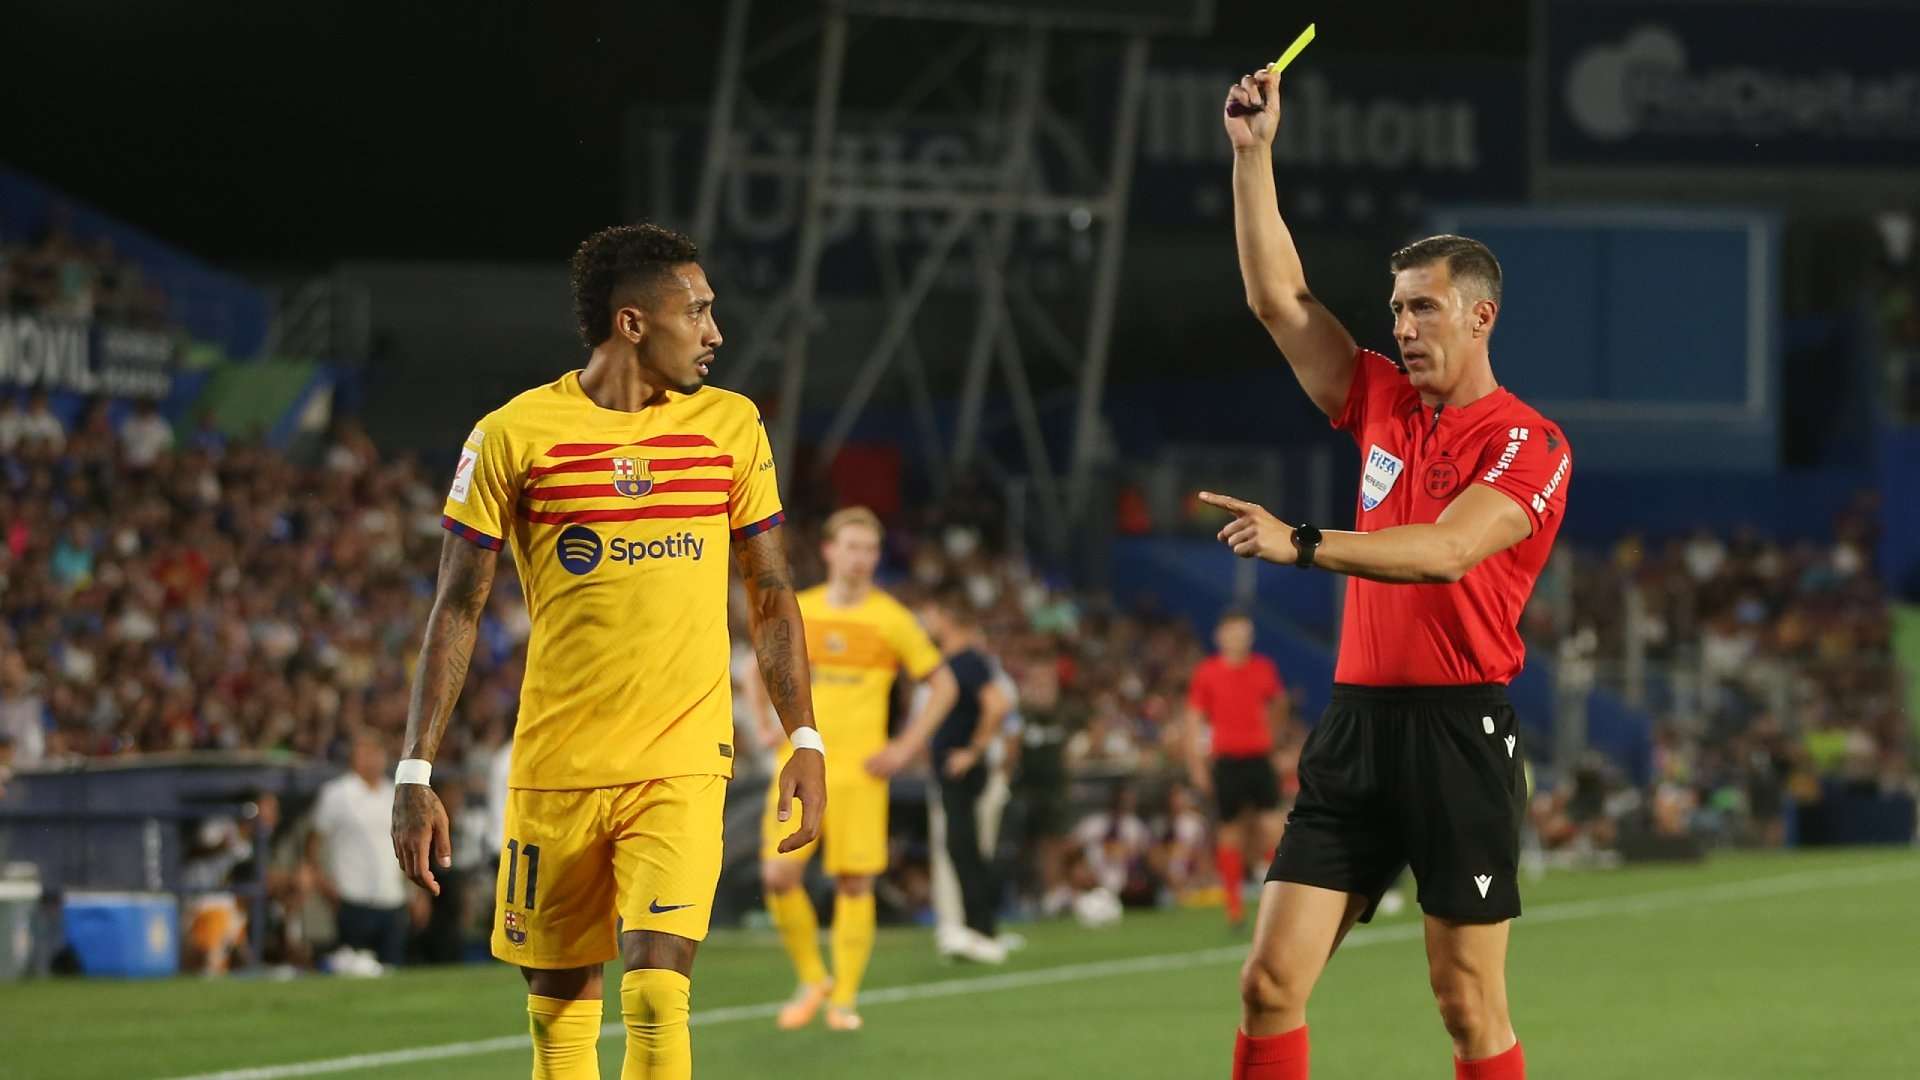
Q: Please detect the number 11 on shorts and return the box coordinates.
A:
[504,837,542,909]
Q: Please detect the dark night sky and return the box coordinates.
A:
[2,1,1527,265]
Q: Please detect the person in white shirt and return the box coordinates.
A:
[486,733,512,857]
[15,391,65,453]
[0,397,25,452]
[0,650,46,768]
[311,730,410,966]
[119,399,175,468]
[1072,784,1152,899]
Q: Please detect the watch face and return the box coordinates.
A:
[1292,525,1319,567]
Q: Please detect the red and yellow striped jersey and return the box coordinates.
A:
[441,371,783,789]
[784,585,943,768]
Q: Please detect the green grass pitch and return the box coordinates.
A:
[3,848,1916,1078]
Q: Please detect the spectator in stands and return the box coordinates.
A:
[1070,784,1154,909]
[49,519,95,590]
[1065,690,1141,770]
[1528,754,1623,862]
[1148,783,1214,902]
[310,730,410,970]
[0,648,45,767]
[188,412,227,458]
[119,399,175,469]
[11,391,64,452]
[0,397,24,453]
[181,815,256,975]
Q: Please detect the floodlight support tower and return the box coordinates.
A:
[691,0,1211,549]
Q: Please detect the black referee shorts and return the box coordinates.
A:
[1267,684,1525,924]
[1211,754,1282,821]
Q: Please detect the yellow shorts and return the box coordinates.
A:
[760,772,889,876]
[492,775,726,970]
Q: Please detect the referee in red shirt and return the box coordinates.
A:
[1204,71,1572,1080]
[1184,611,1287,928]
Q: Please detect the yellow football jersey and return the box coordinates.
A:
[441,371,783,789]
[792,585,943,764]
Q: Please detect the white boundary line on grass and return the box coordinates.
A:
[164,860,1920,1080]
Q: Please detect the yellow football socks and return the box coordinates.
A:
[828,891,876,1009]
[527,994,603,1080]
[768,887,829,986]
[620,968,692,1080]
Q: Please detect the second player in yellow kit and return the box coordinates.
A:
[391,224,825,1080]
[758,582,942,873]
[756,507,954,1033]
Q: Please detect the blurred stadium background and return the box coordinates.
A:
[1,0,1917,1076]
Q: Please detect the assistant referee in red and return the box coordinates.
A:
[1205,70,1571,1080]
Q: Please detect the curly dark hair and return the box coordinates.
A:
[569,224,701,347]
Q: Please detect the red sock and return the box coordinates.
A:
[1234,1025,1308,1080]
[1455,1041,1525,1080]
[1216,846,1246,921]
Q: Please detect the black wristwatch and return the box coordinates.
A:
[1291,523,1322,570]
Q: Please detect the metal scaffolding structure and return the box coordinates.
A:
[688,0,1212,548]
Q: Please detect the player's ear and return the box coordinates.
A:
[616,304,647,344]
[1473,297,1499,339]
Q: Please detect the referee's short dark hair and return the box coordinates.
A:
[1389,234,1502,306]
[570,223,701,347]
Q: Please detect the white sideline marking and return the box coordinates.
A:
[164,860,1920,1080]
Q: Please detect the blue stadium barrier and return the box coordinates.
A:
[1785,781,1918,847]
[1877,425,1920,600]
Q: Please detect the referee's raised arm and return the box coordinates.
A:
[1225,68,1357,420]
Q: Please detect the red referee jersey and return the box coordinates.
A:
[1188,653,1283,757]
[1333,348,1571,686]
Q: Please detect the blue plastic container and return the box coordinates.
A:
[64,892,178,978]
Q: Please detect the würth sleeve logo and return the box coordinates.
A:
[1530,453,1571,514]
[1481,427,1529,483]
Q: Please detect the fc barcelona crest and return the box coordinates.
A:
[612,457,653,498]
[503,909,528,946]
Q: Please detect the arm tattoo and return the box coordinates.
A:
[734,528,816,733]
[401,534,498,761]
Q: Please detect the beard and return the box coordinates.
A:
[638,350,705,395]
[675,351,714,394]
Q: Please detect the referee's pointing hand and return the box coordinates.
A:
[1200,491,1298,566]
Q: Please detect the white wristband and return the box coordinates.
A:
[395,759,433,786]
[789,727,825,756]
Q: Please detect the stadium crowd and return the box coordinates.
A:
[1,212,173,327]
[1536,498,1912,856]
[1,402,1907,969]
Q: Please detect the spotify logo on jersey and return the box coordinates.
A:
[555,524,604,575]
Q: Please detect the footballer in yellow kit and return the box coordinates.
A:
[755,506,954,1033]
[391,224,825,1080]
